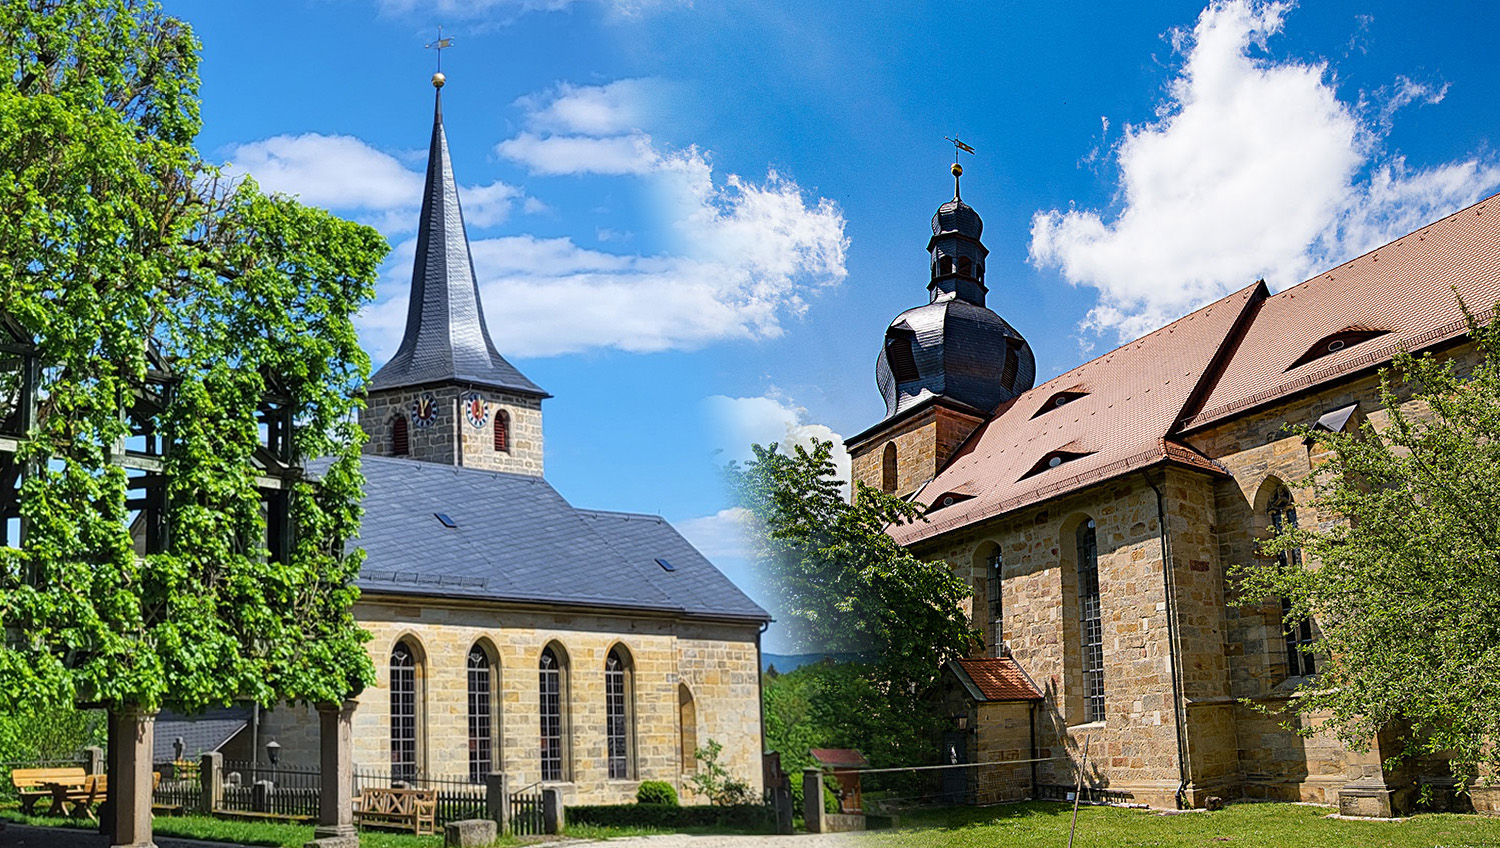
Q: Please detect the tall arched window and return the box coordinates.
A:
[539,646,565,781]
[881,443,898,494]
[467,644,496,783]
[494,410,510,453]
[1077,519,1105,723]
[605,647,634,779]
[390,640,418,780]
[391,415,409,456]
[987,546,1004,655]
[678,684,697,775]
[1268,486,1316,677]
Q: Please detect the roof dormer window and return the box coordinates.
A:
[1032,390,1088,418]
[1019,450,1093,481]
[1286,328,1390,371]
[927,492,975,512]
[885,328,920,382]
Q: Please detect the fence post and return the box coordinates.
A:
[803,767,827,834]
[542,786,565,835]
[199,752,222,815]
[252,779,274,813]
[486,772,510,834]
[83,746,105,776]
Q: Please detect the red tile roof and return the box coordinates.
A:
[892,283,1259,545]
[952,657,1043,701]
[892,191,1500,547]
[1180,195,1500,431]
[810,748,869,769]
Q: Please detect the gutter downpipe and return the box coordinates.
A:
[1029,701,1039,799]
[1144,470,1190,809]
[757,620,771,763]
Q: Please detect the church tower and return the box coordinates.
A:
[846,162,1034,497]
[361,73,549,475]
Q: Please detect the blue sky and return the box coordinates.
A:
[163,0,1500,650]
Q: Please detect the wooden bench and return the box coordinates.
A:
[353,787,437,835]
[60,773,107,820]
[9,767,85,815]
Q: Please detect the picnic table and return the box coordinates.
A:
[9,767,86,816]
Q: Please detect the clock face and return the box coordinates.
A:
[462,392,489,429]
[411,393,439,429]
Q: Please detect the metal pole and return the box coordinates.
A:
[1067,734,1090,848]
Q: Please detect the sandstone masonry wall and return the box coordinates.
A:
[362,386,544,476]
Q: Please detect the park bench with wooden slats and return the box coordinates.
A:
[353,786,437,835]
[57,771,159,821]
[9,767,86,815]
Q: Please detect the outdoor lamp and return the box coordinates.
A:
[266,739,281,766]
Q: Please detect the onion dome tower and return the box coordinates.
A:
[360,72,549,476]
[848,162,1035,497]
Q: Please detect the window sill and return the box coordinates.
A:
[1065,720,1106,733]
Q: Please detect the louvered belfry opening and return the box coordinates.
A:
[494,410,509,453]
[391,415,410,456]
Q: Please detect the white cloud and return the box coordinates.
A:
[223,134,530,235]
[518,78,664,136]
[1030,0,1500,342]
[497,131,661,176]
[676,507,755,563]
[704,393,850,493]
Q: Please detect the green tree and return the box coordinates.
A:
[732,441,976,771]
[0,0,381,715]
[1244,305,1500,781]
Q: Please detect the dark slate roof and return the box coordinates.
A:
[368,89,546,398]
[875,298,1035,420]
[348,456,768,622]
[154,706,250,762]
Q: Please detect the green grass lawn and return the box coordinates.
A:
[866,801,1500,848]
[0,809,522,847]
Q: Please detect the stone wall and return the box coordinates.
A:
[847,405,983,498]
[361,385,544,476]
[262,596,763,806]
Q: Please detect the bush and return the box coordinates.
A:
[568,803,772,832]
[688,739,755,805]
[636,780,678,806]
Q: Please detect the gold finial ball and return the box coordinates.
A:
[432,72,446,88]
[951,162,963,178]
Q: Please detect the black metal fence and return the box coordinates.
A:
[510,782,545,836]
[151,760,201,812]
[353,767,486,828]
[220,761,321,820]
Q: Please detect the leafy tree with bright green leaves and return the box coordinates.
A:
[1246,304,1500,783]
[0,0,382,715]
[732,441,977,771]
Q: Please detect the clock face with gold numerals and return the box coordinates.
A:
[411,393,439,429]
[462,392,489,429]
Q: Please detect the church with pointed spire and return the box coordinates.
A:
[361,73,549,475]
[257,73,769,807]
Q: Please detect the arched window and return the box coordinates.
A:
[391,415,409,456]
[605,647,634,779]
[539,646,566,781]
[467,644,496,784]
[881,443,897,494]
[390,640,419,780]
[1077,519,1105,723]
[1268,486,1315,677]
[494,411,510,453]
[678,684,697,774]
[987,546,1003,654]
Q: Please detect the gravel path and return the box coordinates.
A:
[0,823,254,848]
[578,834,871,847]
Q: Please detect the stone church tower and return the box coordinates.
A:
[361,74,549,475]
[846,163,1034,497]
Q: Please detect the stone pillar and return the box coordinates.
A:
[542,786,565,835]
[803,767,827,834]
[108,706,157,848]
[84,746,105,776]
[312,699,359,845]
[485,772,510,834]
[1337,727,1413,818]
[199,752,222,815]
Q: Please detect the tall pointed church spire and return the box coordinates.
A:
[369,76,545,397]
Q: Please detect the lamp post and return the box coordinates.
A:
[266,739,281,787]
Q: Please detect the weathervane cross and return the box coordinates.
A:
[426,26,454,72]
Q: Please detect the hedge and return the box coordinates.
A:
[567,802,773,831]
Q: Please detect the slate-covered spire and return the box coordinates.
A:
[369,76,546,397]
